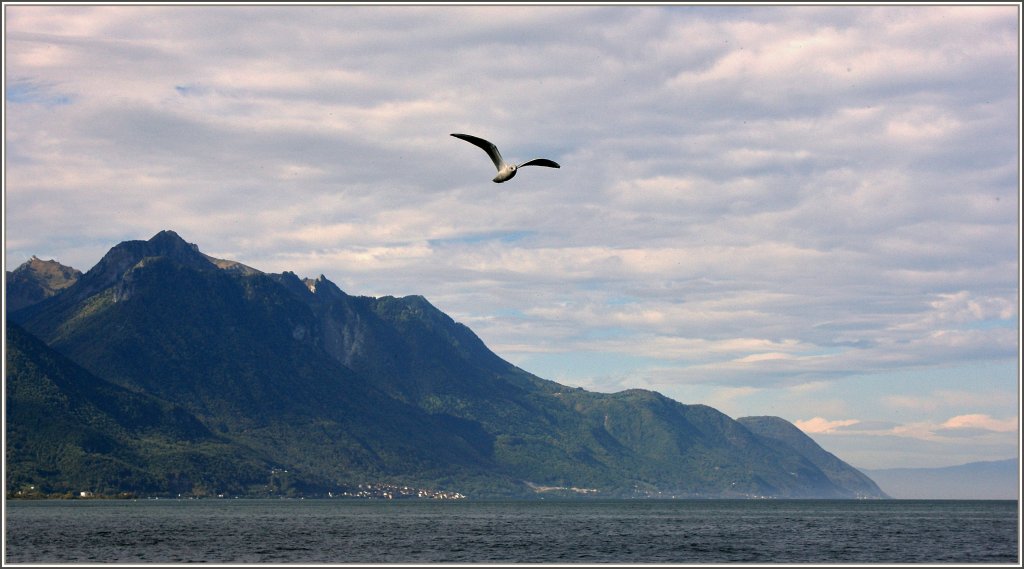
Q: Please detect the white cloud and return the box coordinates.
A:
[941,414,1018,434]
[795,417,861,434]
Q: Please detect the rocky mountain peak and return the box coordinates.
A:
[11,255,81,282]
[304,274,347,300]
[5,256,82,312]
[76,230,215,295]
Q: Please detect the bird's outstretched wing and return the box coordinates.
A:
[519,158,560,169]
[451,133,506,170]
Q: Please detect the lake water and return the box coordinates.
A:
[4,499,1019,564]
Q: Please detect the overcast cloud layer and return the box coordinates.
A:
[4,4,1019,469]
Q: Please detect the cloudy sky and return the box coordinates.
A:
[4,3,1019,470]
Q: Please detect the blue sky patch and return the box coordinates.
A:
[6,81,72,106]
[429,230,534,247]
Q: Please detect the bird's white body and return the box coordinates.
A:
[450,133,560,183]
[493,163,518,183]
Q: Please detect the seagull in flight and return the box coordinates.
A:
[450,133,560,183]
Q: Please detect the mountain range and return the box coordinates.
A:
[6,230,888,499]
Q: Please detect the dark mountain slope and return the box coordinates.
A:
[558,389,850,497]
[297,274,541,407]
[737,416,889,498]
[5,321,269,497]
[8,230,889,498]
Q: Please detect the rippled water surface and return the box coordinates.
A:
[5,499,1019,564]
